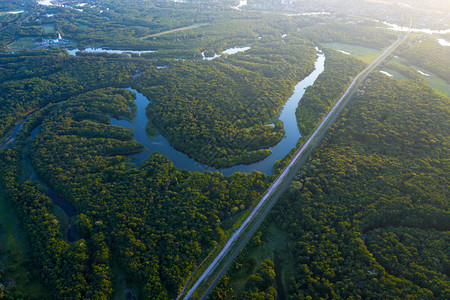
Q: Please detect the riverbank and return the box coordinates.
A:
[112,50,325,175]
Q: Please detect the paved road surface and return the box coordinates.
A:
[182,29,409,300]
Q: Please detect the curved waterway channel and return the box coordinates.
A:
[0,50,325,235]
[0,121,78,242]
[113,50,325,175]
[26,126,78,241]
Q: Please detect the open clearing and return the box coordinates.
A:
[141,23,209,39]
[411,67,450,97]
[0,187,50,297]
[324,42,382,64]
[390,56,450,97]
[227,224,291,297]
[8,37,37,50]
[424,74,450,97]
[42,23,56,34]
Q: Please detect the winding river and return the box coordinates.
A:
[376,20,450,34]
[0,49,325,240]
[0,116,30,150]
[0,122,78,242]
[26,127,76,219]
[2,50,325,183]
[113,50,325,175]
[67,46,250,59]
[27,126,78,242]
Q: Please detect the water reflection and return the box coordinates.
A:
[114,50,325,175]
[67,48,156,56]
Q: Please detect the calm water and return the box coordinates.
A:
[438,39,450,46]
[222,46,251,55]
[0,49,325,241]
[67,46,250,59]
[0,116,30,151]
[232,0,247,10]
[6,10,24,14]
[201,46,251,60]
[379,21,450,34]
[2,49,325,177]
[0,122,79,241]
[27,126,77,218]
[113,50,326,175]
[67,48,156,56]
[37,0,54,6]
[2,50,325,176]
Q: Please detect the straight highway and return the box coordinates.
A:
[182,28,410,300]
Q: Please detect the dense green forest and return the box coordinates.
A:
[1,87,269,298]
[1,0,349,168]
[0,0,234,49]
[0,49,144,139]
[136,41,316,167]
[298,22,398,50]
[0,42,318,169]
[0,0,334,168]
[0,1,448,299]
[0,227,6,298]
[0,4,332,296]
[295,49,365,137]
[1,0,297,54]
[210,62,449,298]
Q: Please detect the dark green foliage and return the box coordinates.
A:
[0,109,115,299]
[214,63,449,299]
[1,18,318,168]
[296,49,365,137]
[366,227,449,297]
[0,87,267,298]
[276,73,449,299]
[207,275,233,299]
[298,23,398,49]
[0,8,322,296]
[240,259,277,300]
[1,2,448,299]
[136,42,316,167]
[0,50,142,140]
[0,227,6,299]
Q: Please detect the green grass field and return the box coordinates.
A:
[227,224,291,297]
[111,261,128,300]
[0,187,50,298]
[424,74,450,97]
[42,23,56,34]
[8,37,38,50]
[378,68,407,80]
[390,56,450,97]
[324,42,382,64]
[141,23,209,39]
[111,260,141,300]
[412,67,450,97]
